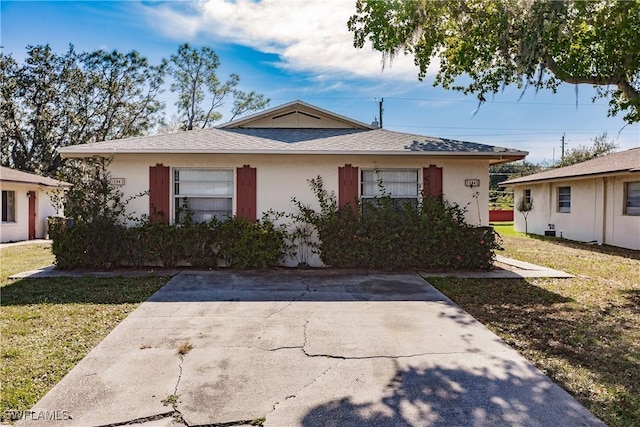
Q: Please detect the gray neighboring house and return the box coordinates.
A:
[1,167,70,243]
[501,148,640,250]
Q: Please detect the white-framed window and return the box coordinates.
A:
[557,186,571,213]
[523,189,532,206]
[173,168,233,222]
[624,181,640,216]
[361,169,419,209]
[2,190,16,222]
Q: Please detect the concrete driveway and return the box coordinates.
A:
[19,271,604,427]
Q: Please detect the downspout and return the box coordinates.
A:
[602,177,608,245]
[548,182,553,227]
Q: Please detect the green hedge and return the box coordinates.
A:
[49,215,287,270]
[293,177,502,270]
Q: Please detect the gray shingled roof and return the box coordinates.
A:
[225,128,365,143]
[0,166,71,188]
[501,147,640,186]
[58,127,527,159]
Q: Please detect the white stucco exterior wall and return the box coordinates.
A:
[0,183,62,243]
[98,153,492,266]
[608,176,640,250]
[105,153,491,227]
[512,174,640,250]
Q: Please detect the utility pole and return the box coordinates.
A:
[379,98,384,129]
[561,133,566,160]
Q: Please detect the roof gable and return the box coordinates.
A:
[218,100,374,130]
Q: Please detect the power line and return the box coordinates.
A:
[386,131,604,137]
[262,96,610,107]
[387,124,611,132]
[384,96,608,107]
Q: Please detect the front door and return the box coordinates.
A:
[28,191,36,240]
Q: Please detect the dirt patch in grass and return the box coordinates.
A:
[428,235,640,427]
[0,244,169,422]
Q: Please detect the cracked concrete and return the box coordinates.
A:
[17,271,604,427]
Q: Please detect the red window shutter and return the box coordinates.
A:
[236,165,257,223]
[338,164,359,214]
[149,164,170,223]
[423,165,443,199]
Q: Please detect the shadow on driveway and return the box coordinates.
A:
[301,360,596,427]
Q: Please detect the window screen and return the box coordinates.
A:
[625,181,640,215]
[1,190,16,222]
[174,169,233,222]
[557,186,571,213]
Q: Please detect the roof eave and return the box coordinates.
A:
[59,149,528,158]
[500,168,640,186]
[489,154,528,165]
[0,178,70,188]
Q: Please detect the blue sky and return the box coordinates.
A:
[2,0,638,164]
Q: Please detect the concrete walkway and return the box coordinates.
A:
[8,265,180,279]
[8,255,573,280]
[17,271,602,427]
[420,255,574,279]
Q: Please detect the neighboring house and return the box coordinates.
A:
[0,167,69,243]
[59,100,527,264]
[501,148,640,250]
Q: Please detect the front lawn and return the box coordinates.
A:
[0,243,169,422]
[0,243,54,283]
[489,221,524,237]
[429,235,640,427]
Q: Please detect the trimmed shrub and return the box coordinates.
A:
[49,214,288,270]
[294,177,501,270]
[217,214,287,269]
[49,218,125,270]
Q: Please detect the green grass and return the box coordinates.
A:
[0,243,55,283]
[428,235,640,427]
[489,221,525,238]
[0,243,170,422]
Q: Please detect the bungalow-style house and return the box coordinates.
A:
[0,167,69,243]
[59,100,527,264]
[501,147,640,250]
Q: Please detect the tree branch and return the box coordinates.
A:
[545,57,639,100]
[618,80,640,101]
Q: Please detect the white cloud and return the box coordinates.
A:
[141,0,436,81]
